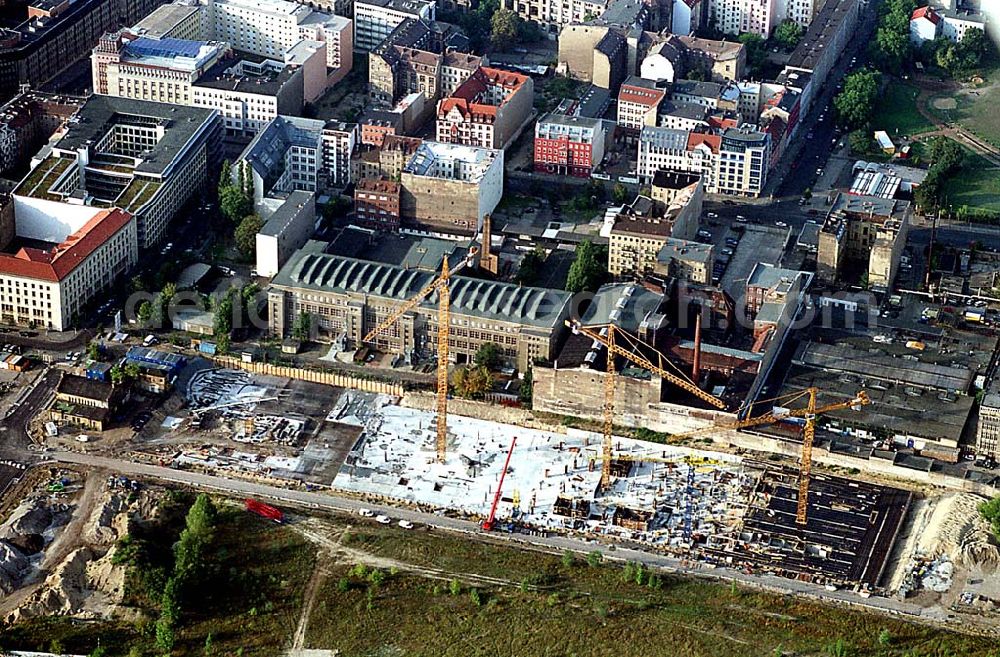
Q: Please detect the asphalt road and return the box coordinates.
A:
[46,450,951,628]
[0,367,60,462]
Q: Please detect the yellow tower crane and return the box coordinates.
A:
[566,320,727,491]
[672,387,870,525]
[362,249,479,463]
[565,319,870,524]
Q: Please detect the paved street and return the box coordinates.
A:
[0,367,59,462]
[48,450,952,629]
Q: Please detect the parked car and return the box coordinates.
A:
[358,508,374,517]
[398,520,414,529]
[775,221,788,228]
[375,514,391,524]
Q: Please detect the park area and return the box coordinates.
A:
[873,80,937,139]
[930,71,1000,148]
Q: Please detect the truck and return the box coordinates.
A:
[964,309,985,324]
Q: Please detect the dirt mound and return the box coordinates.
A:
[83,493,128,545]
[0,499,52,539]
[7,533,44,556]
[0,540,28,595]
[918,493,999,570]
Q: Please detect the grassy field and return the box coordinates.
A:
[7,507,1000,657]
[873,80,937,138]
[928,63,1000,148]
[303,525,1000,657]
[944,153,1000,213]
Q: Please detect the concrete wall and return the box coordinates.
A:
[557,25,605,81]
[210,354,405,396]
[12,194,103,243]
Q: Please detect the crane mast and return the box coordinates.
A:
[362,250,477,463]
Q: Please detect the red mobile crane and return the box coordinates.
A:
[482,436,517,532]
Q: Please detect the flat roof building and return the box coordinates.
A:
[13,95,222,250]
[267,250,572,370]
[400,141,503,235]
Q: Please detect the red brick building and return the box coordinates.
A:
[354,178,401,230]
[533,112,608,177]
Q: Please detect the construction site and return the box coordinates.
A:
[333,400,911,589]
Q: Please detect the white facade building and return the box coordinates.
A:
[0,208,137,331]
[354,0,435,53]
[255,190,317,277]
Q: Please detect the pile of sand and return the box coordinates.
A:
[918,493,999,570]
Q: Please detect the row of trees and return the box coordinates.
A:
[213,283,261,353]
[155,494,218,654]
[441,0,542,53]
[913,137,964,212]
[219,161,263,260]
[870,0,916,74]
[919,29,992,76]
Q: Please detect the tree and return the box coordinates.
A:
[774,20,804,51]
[185,494,217,542]
[451,365,493,399]
[566,240,609,294]
[869,0,915,73]
[490,8,520,49]
[519,364,533,407]
[87,341,101,361]
[833,68,881,129]
[737,33,766,72]
[292,311,311,341]
[155,617,175,653]
[586,550,603,567]
[110,365,124,385]
[219,185,252,224]
[124,363,140,381]
[561,550,575,567]
[138,300,153,323]
[214,290,234,338]
[89,646,107,657]
[235,214,264,259]
[956,28,990,72]
[980,496,1000,540]
[515,248,544,286]
[474,342,502,370]
[686,67,709,82]
[218,160,232,196]
[611,182,630,205]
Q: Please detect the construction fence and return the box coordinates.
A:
[207,355,404,397]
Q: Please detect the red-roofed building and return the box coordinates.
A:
[0,208,136,330]
[436,67,534,149]
[910,6,941,44]
[617,76,666,136]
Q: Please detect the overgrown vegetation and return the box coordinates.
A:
[565,240,609,294]
[913,137,965,212]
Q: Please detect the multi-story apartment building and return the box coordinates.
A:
[637,126,717,190]
[978,378,1000,460]
[672,0,704,35]
[354,177,401,229]
[0,91,84,178]
[0,207,136,331]
[13,95,222,249]
[268,250,573,370]
[0,0,166,103]
[92,31,227,101]
[191,56,305,136]
[617,76,666,132]
[716,127,769,197]
[637,125,769,196]
[354,0,435,52]
[533,113,609,177]
[502,0,607,34]
[817,194,911,291]
[238,115,358,205]
[708,0,817,37]
[351,134,422,180]
[368,18,478,107]
[400,141,503,235]
[435,67,533,150]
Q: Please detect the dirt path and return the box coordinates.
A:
[912,75,1000,166]
[289,518,522,589]
[290,554,328,651]
[0,470,104,616]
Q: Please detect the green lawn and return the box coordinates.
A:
[873,80,937,138]
[928,65,1000,148]
[945,153,1000,213]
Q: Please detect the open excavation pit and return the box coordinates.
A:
[334,402,911,588]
